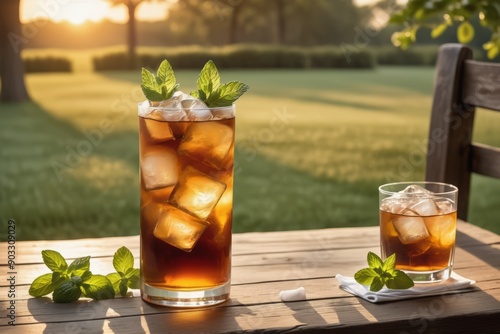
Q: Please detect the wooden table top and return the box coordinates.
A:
[1,220,499,333]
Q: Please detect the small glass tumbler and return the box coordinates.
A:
[379,182,458,283]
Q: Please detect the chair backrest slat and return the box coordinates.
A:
[462,60,500,111]
[471,143,500,178]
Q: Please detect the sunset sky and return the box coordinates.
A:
[21,0,175,24]
[20,0,393,25]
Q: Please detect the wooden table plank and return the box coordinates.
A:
[1,221,499,333]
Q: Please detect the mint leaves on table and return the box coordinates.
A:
[354,252,414,292]
[106,246,141,297]
[191,60,249,107]
[141,59,179,101]
[29,247,140,303]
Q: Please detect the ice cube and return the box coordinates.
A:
[153,205,208,252]
[138,99,187,122]
[208,171,233,231]
[211,106,235,120]
[425,215,456,248]
[434,197,454,214]
[138,100,154,118]
[407,239,432,256]
[178,122,234,170]
[169,166,226,220]
[173,91,193,100]
[140,117,174,144]
[182,99,213,121]
[381,197,404,214]
[410,198,439,216]
[400,185,431,195]
[141,147,179,190]
[141,201,170,230]
[392,214,430,244]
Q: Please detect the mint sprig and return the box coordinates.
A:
[141,59,179,101]
[191,60,249,107]
[29,247,139,303]
[106,246,140,297]
[354,252,414,292]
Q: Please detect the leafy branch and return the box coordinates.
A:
[390,0,500,59]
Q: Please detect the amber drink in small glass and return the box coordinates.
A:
[379,182,458,283]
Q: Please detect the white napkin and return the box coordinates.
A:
[335,272,476,303]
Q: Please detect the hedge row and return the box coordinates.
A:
[21,45,490,73]
[23,56,72,73]
[93,45,377,71]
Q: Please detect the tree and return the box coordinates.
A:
[390,0,500,59]
[0,0,30,102]
[108,0,150,68]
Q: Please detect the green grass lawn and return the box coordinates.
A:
[1,67,500,240]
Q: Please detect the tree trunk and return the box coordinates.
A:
[0,0,30,102]
[127,1,138,69]
[275,0,285,44]
[229,4,242,44]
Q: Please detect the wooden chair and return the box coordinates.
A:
[425,43,500,221]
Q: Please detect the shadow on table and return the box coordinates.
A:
[133,299,259,333]
[28,296,145,333]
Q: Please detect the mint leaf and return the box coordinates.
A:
[386,270,415,290]
[354,268,378,286]
[141,68,164,101]
[141,60,178,101]
[113,246,134,274]
[67,256,90,277]
[108,247,140,296]
[197,60,220,98]
[370,276,385,292]
[125,268,140,289]
[156,60,179,96]
[206,81,249,107]
[29,273,62,297]
[355,252,414,292]
[81,275,115,300]
[42,250,68,273]
[106,272,124,296]
[382,253,396,271]
[193,60,249,107]
[367,251,383,269]
[53,280,81,303]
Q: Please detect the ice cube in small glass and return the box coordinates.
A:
[425,215,456,248]
[169,166,226,220]
[153,206,208,252]
[178,122,234,170]
[400,184,431,195]
[434,197,454,214]
[410,198,439,216]
[141,147,179,190]
[392,213,430,244]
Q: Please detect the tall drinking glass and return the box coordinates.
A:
[138,102,235,307]
[379,182,458,283]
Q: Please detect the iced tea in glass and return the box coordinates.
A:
[139,100,235,307]
[379,182,458,283]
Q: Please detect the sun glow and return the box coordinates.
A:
[21,0,171,24]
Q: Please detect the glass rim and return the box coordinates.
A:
[379,181,458,196]
[138,100,235,111]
